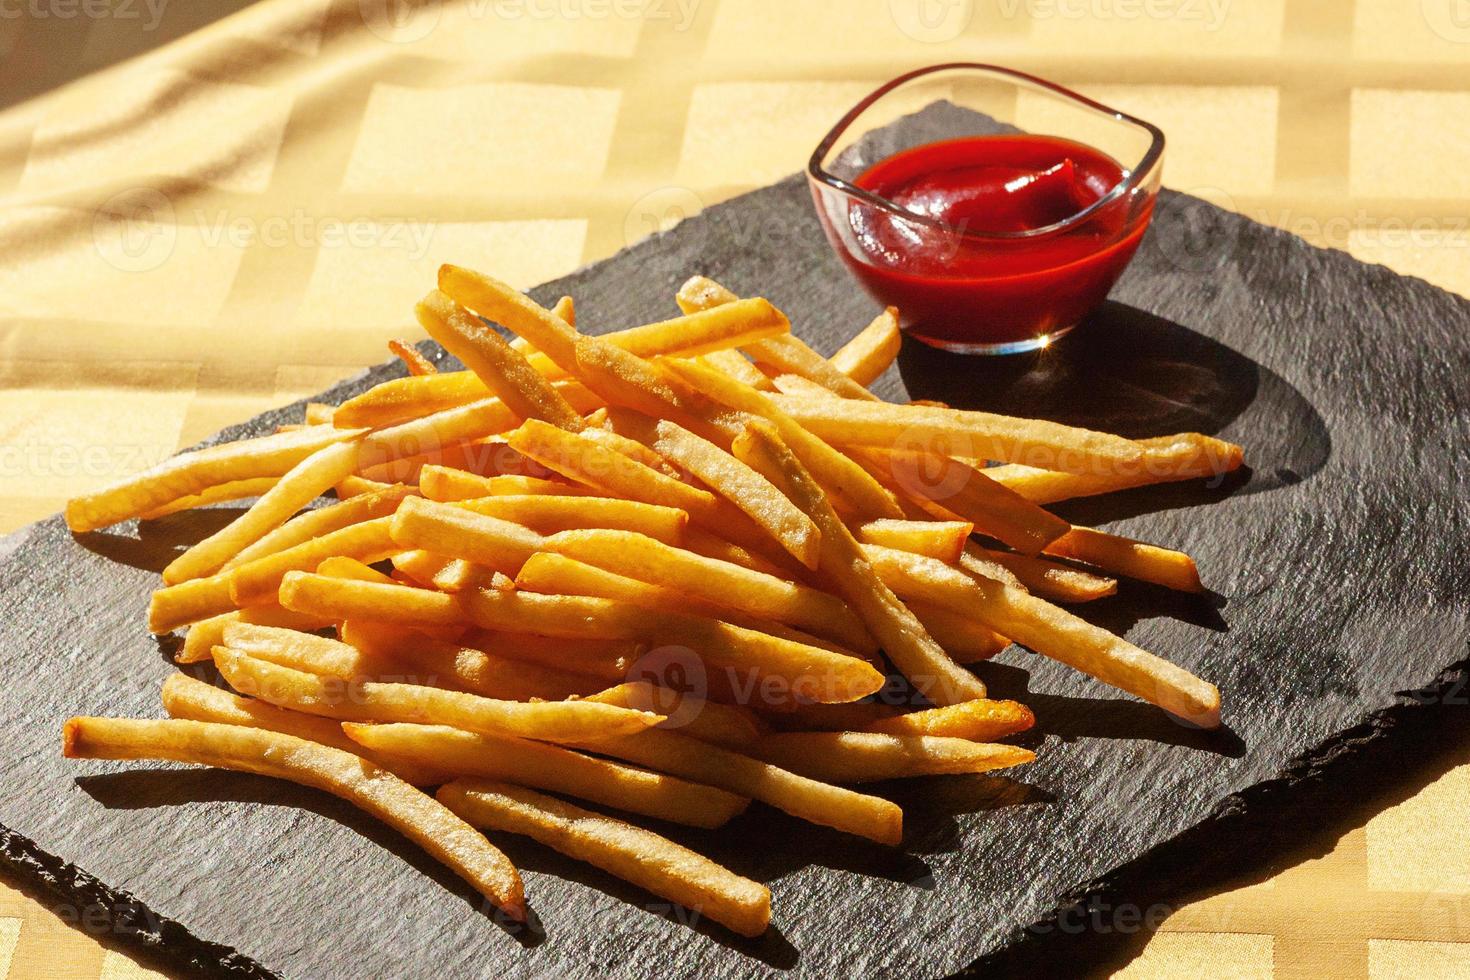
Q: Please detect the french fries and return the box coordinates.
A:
[569,728,903,844]
[753,732,1035,783]
[439,780,771,936]
[160,673,447,786]
[457,493,686,542]
[63,259,1238,938]
[416,289,587,431]
[459,587,884,704]
[65,424,362,533]
[542,528,874,653]
[584,681,763,749]
[509,419,719,519]
[346,723,749,829]
[829,308,902,386]
[982,432,1244,503]
[163,439,365,584]
[213,646,664,742]
[62,717,524,919]
[733,421,989,707]
[604,411,820,568]
[768,395,1144,474]
[1044,525,1204,593]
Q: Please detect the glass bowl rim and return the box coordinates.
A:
[807,62,1166,242]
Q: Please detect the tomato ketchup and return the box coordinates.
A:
[831,134,1152,351]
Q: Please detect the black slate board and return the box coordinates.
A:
[3,103,1469,979]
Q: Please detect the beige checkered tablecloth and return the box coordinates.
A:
[2,1,1469,977]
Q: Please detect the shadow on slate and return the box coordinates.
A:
[1,101,1468,978]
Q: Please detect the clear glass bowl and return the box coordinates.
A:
[808,63,1164,355]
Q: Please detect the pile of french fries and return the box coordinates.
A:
[62,265,1242,937]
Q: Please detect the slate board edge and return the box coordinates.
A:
[960,653,1470,976]
[0,169,1464,977]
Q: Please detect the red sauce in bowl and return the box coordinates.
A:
[836,135,1152,351]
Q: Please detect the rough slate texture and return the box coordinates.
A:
[1,104,1468,979]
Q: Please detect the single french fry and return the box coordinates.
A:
[388,338,438,376]
[223,484,412,571]
[606,411,820,569]
[213,647,662,742]
[335,475,399,499]
[830,308,901,386]
[577,425,675,473]
[864,699,1035,741]
[769,395,1144,475]
[905,600,1011,664]
[416,290,587,431]
[390,550,458,588]
[968,546,1118,603]
[543,528,873,654]
[65,424,362,533]
[584,681,761,749]
[138,477,278,520]
[459,588,884,705]
[390,496,546,575]
[455,493,686,543]
[221,622,386,679]
[163,439,364,584]
[179,605,335,664]
[698,349,775,391]
[659,357,903,521]
[432,560,500,594]
[514,553,860,661]
[567,727,902,845]
[865,541,1023,592]
[753,732,1035,783]
[228,517,398,606]
[346,628,604,701]
[675,274,740,314]
[733,422,989,707]
[855,518,972,563]
[440,779,770,936]
[768,373,836,399]
[981,432,1245,503]
[682,526,792,577]
[334,372,492,429]
[508,419,719,519]
[745,335,879,402]
[161,673,446,786]
[149,574,237,634]
[419,466,584,502]
[62,716,524,919]
[347,724,748,830]
[852,447,1070,555]
[279,571,467,629]
[1043,526,1204,593]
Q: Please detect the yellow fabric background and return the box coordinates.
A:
[1,1,1468,976]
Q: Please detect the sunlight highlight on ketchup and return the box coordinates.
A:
[838,135,1151,350]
